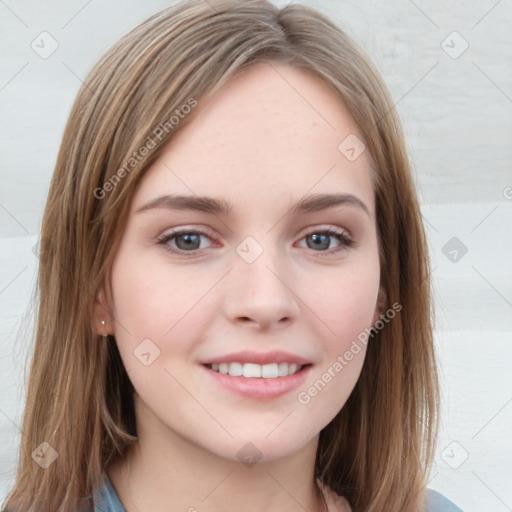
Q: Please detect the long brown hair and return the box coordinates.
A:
[3,1,439,510]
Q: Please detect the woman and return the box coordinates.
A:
[2,1,463,511]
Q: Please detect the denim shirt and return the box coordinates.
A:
[93,472,464,512]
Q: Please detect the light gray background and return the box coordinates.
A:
[1,1,511,511]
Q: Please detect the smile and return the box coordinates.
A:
[205,362,304,378]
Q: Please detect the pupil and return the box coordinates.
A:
[310,234,329,250]
[178,234,199,250]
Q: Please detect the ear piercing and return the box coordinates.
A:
[100,320,108,341]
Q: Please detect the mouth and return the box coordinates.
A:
[203,362,312,378]
[199,350,313,399]
[200,361,313,400]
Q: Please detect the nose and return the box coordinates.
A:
[223,246,300,330]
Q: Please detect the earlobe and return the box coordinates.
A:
[93,286,113,336]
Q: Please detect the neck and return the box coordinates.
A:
[107,401,326,512]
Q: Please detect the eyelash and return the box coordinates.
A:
[155,227,355,257]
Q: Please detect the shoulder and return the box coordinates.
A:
[91,472,126,512]
[319,481,463,512]
[93,473,462,512]
[425,488,463,512]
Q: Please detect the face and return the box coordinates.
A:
[97,62,383,462]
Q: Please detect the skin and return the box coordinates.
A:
[95,61,384,512]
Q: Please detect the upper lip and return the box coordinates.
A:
[200,350,312,366]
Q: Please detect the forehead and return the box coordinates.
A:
[132,62,374,219]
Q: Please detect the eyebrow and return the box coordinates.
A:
[135,192,371,217]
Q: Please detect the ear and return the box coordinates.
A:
[371,286,386,325]
[92,286,114,336]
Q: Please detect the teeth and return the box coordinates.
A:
[262,363,278,378]
[228,362,243,376]
[207,362,303,378]
[243,363,261,378]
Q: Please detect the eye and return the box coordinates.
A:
[156,228,215,254]
[297,227,355,255]
[155,227,355,256]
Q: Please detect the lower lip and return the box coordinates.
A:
[200,364,313,400]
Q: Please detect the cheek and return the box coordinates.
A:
[295,275,376,426]
[306,261,380,347]
[108,247,222,384]
[109,247,209,338]
[293,259,379,418]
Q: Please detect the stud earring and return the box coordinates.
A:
[100,320,108,341]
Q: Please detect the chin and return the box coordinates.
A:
[223,429,317,465]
